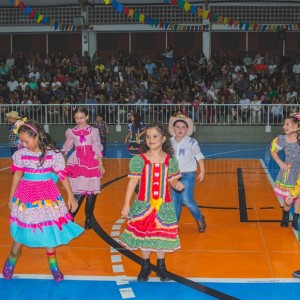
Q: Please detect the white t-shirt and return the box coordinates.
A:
[170,136,204,173]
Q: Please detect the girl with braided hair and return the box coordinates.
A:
[270,113,300,229]
[2,119,84,282]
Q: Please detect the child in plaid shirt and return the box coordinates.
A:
[95,114,109,157]
[6,111,22,155]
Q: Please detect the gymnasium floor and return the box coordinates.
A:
[1,143,300,300]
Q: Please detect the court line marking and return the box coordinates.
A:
[0,167,10,172]
[205,147,267,158]
[2,274,300,283]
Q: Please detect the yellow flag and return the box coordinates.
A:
[37,14,43,24]
[184,2,191,12]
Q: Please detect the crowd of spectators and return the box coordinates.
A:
[0,48,300,124]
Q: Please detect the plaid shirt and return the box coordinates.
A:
[8,124,19,147]
[95,121,108,138]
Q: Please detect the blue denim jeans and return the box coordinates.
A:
[171,172,202,222]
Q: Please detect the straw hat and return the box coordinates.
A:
[168,115,194,136]
[6,111,21,119]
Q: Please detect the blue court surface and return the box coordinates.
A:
[1,142,299,300]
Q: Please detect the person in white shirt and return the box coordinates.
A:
[292,59,300,74]
[239,93,251,122]
[7,75,19,92]
[206,83,219,102]
[136,93,148,120]
[270,98,283,124]
[169,115,206,233]
[286,87,298,102]
[250,94,262,123]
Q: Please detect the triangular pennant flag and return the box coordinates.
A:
[49,19,55,27]
[197,8,202,17]
[29,9,35,19]
[25,6,31,15]
[134,11,139,21]
[19,1,25,10]
[262,25,267,31]
[184,2,191,12]
[164,22,169,29]
[191,6,197,15]
[112,0,118,10]
[123,6,129,15]
[128,9,134,18]
[37,14,43,23]
[202,10,208,19]
[117,3,123,13]
[14,0,20,7]
[139,14,145,23]
[245,23,250,31]
[104,0,110,4]
[54,21,59,30]
[178,0,184,9]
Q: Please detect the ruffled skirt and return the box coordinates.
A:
[10,179,84,248]
[66,145,101,194]
[119,199,180,252]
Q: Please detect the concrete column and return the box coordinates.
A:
[203,30,211,59]
[88,30,97,58]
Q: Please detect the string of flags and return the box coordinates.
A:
[103,0,209,31]
[104,0,300,32]
[9,0,82,31]
[8,0,300,32]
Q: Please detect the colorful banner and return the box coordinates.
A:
[162,0,300,32]
[103,0,208,32]
[9,0,81,31]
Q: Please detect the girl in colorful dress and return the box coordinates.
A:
[285,175,300,278]
[61,106,105,230]
[119,123,184,282]
[124,113,146,156]
[270,113,300,229]
[2,120,84,282]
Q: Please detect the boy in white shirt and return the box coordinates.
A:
[169,115,206,233]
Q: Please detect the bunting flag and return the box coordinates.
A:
[103,0,208,32]
[9,0,82,31]
[162,0,300,32]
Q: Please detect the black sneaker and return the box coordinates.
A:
[292,270,300,278]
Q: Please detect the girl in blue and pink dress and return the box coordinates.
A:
[2,120,84,282]
[61,106,105,230]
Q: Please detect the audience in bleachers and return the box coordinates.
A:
[0,49,300,124]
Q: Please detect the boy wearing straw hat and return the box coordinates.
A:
[6,111,21,155]
[169,115,206,233]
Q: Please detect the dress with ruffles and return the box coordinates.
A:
[119,154,181,252]
[271,135,300,200]
[10,148,84,248]
[61,125,103,195]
